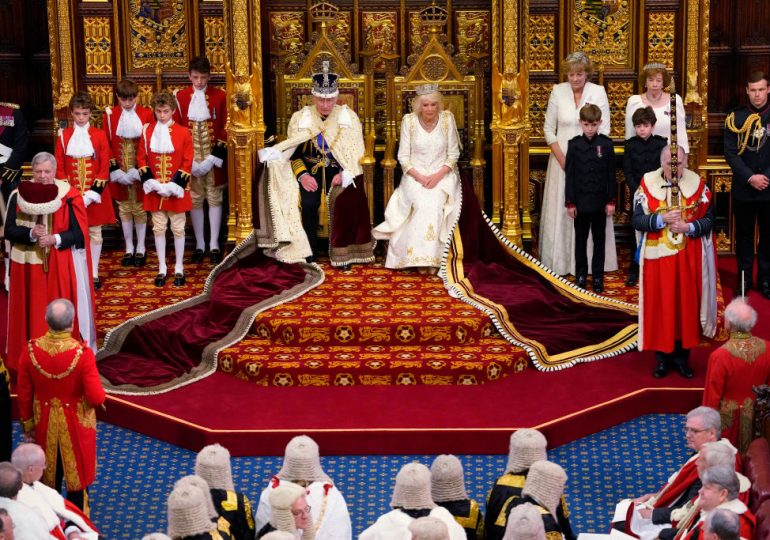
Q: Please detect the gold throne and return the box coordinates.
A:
[381,2,487,207]
[271,1,377,236]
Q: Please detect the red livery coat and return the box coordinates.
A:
[173,86,228,186]
[17,331,105,491]
[54,126,115,226]
[102,104,154,202]
[137,121,194,213]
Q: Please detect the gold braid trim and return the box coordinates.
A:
[725,112,763,155]
[29,338,83,380]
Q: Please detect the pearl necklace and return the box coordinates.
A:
[419,115,439,132]
[645,91,667,108]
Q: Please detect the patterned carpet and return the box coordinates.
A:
[8,414,689,539]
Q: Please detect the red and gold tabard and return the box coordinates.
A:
[54,126,115,226]
[102,104,154,202]
[637,168,714,352]
[16,330,106,491]
[703,333,770,451]
[173,86,228,186]
[136,121,193,213]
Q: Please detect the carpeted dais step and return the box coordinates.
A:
[218,338,530,386]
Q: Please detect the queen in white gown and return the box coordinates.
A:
[539,52,618,276]
[373,88,461,270]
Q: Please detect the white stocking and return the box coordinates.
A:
[90,242,102,278]
[135,222,147,254]
[121,218,135,254]
[190,207,205,250]
[174,237,185,275]
[208,205,222,251]
[155,235,167,275]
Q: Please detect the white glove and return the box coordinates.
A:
[257,146,282,163]
[126,168,141,183]
[341,170,356,189]
[164,182,185,198]
[143,179,161,195]
[109,169,128,184]
[205,154,223,169]
[191,161,203,177]
[83,190,102,207]
[197,157,215,175]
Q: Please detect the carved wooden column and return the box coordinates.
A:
[684,0,710,171]
[46,0,76,124]
[224,0,266,243]
[490,0,530,245]
[381,52,400,206]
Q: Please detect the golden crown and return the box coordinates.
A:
[311,0,339,22]
[420,2,448,29]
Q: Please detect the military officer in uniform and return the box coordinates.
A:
[725,71,770,297]
[0,101,29,289]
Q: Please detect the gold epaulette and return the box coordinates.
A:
[0,102,19,110]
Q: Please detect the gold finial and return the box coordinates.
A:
[311,0,339,23]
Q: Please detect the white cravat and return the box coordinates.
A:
[66,123,95,158]
[188,87,211,121]
[150,120,175,154]
[116,105,143,139]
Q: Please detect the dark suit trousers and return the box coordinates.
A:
[733,198,770,285]
[574,210,606,278]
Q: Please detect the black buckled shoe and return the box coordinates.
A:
[191,249,205,264]
[121,252,135,267]
[173,273,186,287]
[210,249,223,264]
[93,277,102,291]
[593,278,604,294]
[761,282,770,300]
[576,274,587,289]
[652,362,668,379]
[133,253,146,267]
[154,273,167,287]
[674,363,694,379]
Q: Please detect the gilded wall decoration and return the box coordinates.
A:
[455,11,490,68]
[529,14,555,72]
[573,0,632,67]
[529,169,546,228]
[528,82,552,138]
[327,11,352,58]
[83,17,112,76]
[647,12,676,68]
[362,12,398,71]
[269,12,305,71]
[137,84,155,107]
[374,79,387,140]
[127,0,189,70]
[409,11,431,55]
[607,80,633,139]
[87,85,114,128]
[203,17,227,74]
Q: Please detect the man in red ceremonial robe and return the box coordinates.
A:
[138,89,193,287]
[613,407,721,536]
[16,298,106,513]
[173,55,228,264]
[103,79,155,268]
[54,92,113,290]
[632,145,717,379]
[703,297,770,452]
[5,152,94,370]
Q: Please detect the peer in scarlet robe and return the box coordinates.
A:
[16,328,106,503]
[703,333,770,452]
[5,178,94,370]
[675,499,755,540]
[632,163,717,360]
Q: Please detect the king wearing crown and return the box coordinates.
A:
[257,62,375,267]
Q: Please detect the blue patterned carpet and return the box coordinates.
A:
[13,414,689,539]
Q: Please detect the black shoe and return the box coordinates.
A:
[674,363,694,379]
[134,253,146,267]
[593,278,604,294]
[625,273,638,287]
[576,274,587,289]
[210,249,223,264]
[121,253,134,267]
[93,277,102,291]
[761,282,770,300]
[306,256,316,264]
[154,273,167,287]
[173,273,186,287]
[653,362,668,378]
[341,264,352,271]
[191,249,205,263]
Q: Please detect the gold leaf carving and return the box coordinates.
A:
[573,0,632,67]
[529,14,555,72]
[607,81,634,139]
[128,0,188,70]
[269,12,305,71]
[203,17,227,74]
[83,17,112,75]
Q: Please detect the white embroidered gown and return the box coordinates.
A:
[538,81,618,276]
[373,111,462,268]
